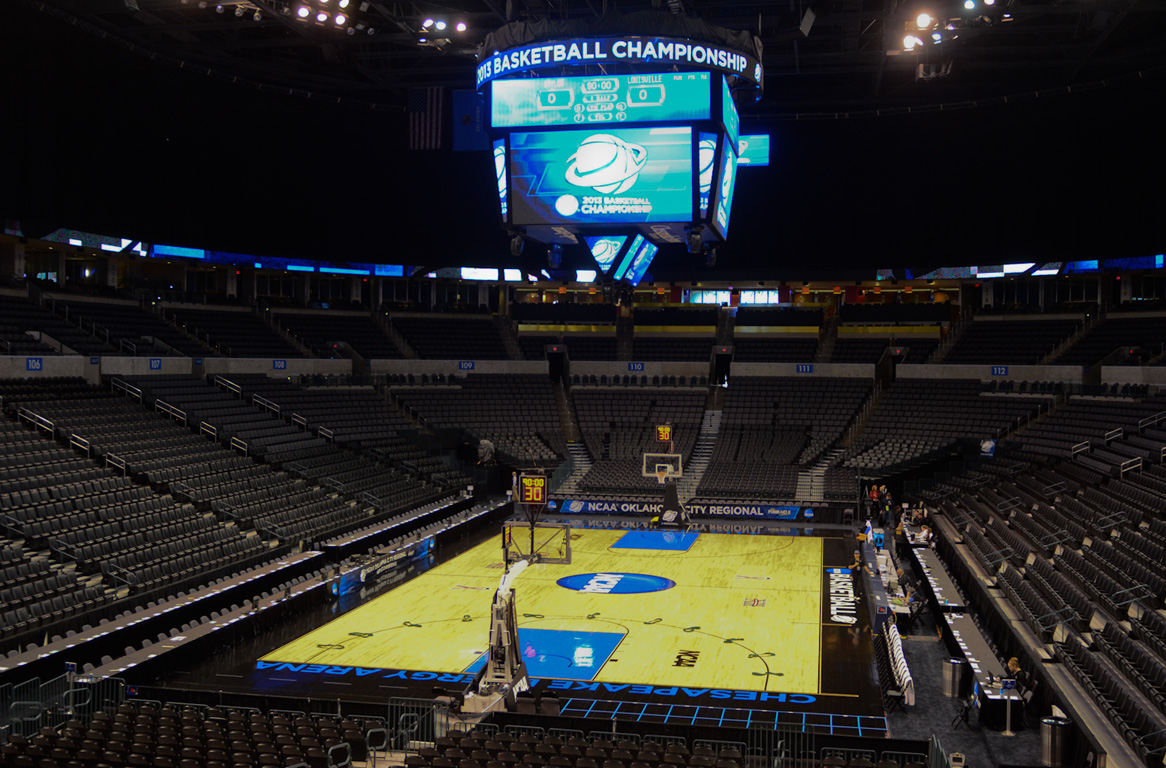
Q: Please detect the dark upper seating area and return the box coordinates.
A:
[945,319,1080,364]
[513,303,618,324]
[841,380,1046,472]
[0,295,119,356]
[831,338,890,364]
[573,385,706,495]
[392,374,565,465]
[391,315,510,359]
[694,377,869,501]
[633,307,718,327]
[1011,393,1166,470]
[164,307,302,358]
[275,310,404,359]
[1055,315,1166,367]
[55,299,210,357]
[632,336,715,361]
[735,306,822,327]
[731,337,818,363]
[838,303,950,323]
[521,334,617,361]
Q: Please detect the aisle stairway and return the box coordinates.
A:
[676,410,721,504]
[553,443,593,496]
[798,448,845,502]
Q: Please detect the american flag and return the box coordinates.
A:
[408,87,445,151]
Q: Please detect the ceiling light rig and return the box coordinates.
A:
[897,0,1008,58]
[417,15,469,46]
[289,0,374,32]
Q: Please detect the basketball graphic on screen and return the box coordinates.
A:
[565,134,648,194]
[494,143,507,195]
[698,137,716,196]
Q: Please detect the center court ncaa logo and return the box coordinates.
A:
[558,573,676,594]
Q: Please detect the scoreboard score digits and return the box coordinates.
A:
[492,72,711,129]
[519,474,547,505]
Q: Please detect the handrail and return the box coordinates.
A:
[322,477,345,492]
[1095,511,1127,532]
[318,426,334,442]
[214,375,242,396]
[1113,584,1152,608]
[1035,605,1077,631]
[119,338,137,355]
[200,421,218,439]
[105,562,140,587]
[17,407,55,436]
[105,453,127,476]
[111,377,143,402]
[1041,481,1067,497]
[1104,427,1123,445]
[292,413,308,428]
[155,399,187,426]
[1120,457,1142,477]
[170,481,197,502]
[69,433,91,457]
[0,513,25,538]
[1071,441,1090,458]
[230,436,248,455]
[1038,529,1074,549]
[1138,411,1166,432]
[252,394,281,415]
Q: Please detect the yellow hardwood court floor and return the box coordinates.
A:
[262,529,824,693]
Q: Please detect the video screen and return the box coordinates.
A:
[623,239,660,287]
[612,234,645,281]
[712,141,738,238]
[510,126,694,226]
[721,76,740,152]
[738,134,770,166]
[698,132,717,218]
[585,235,629,273]
[493,138,509,219]
[492,72,711,129]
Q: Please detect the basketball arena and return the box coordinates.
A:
[2,2,1166,768]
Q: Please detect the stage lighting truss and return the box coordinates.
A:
[896,0,1009,54]
[417,14,468,45]
[280,0,373,32]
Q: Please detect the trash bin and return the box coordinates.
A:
[1041,716,1072,767]
[942,658,967,698]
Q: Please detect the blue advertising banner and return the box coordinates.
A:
[550,499,801,519]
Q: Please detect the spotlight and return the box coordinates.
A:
[435,19,446,30]
[197,0,206,7]
[334,13,346,23]
[366,26,374,34]
[422,17,434,28]
[931,31,942,40]
[316,10,328,21]
[984,0,996,5]
[456,21,467,31]
[963,0,975,8]
[419,36,427,42]
[915,12,932,27]
[296,5,310,17]
[903,34,923,49]
[338,0,350,6]
[346,26,355,34]
[252,9,261,20]
[234,5,243,16]
[215,3,223,12]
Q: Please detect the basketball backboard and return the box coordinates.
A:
[642,452,683,483]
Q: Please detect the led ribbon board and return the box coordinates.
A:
[492,72,711,129]
[623,238,659,286]
[476,37,763,90]
[737,134,770,166]
[720,76,740,152]
[510,126,693,226]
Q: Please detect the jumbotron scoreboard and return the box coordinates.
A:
[479,24,767,283]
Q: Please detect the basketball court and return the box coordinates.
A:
[246,524,885,733]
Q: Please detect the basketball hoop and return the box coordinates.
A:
[656,470,668,485]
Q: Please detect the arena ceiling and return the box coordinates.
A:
[3,0,1165,276]
[22,0,1166,111]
